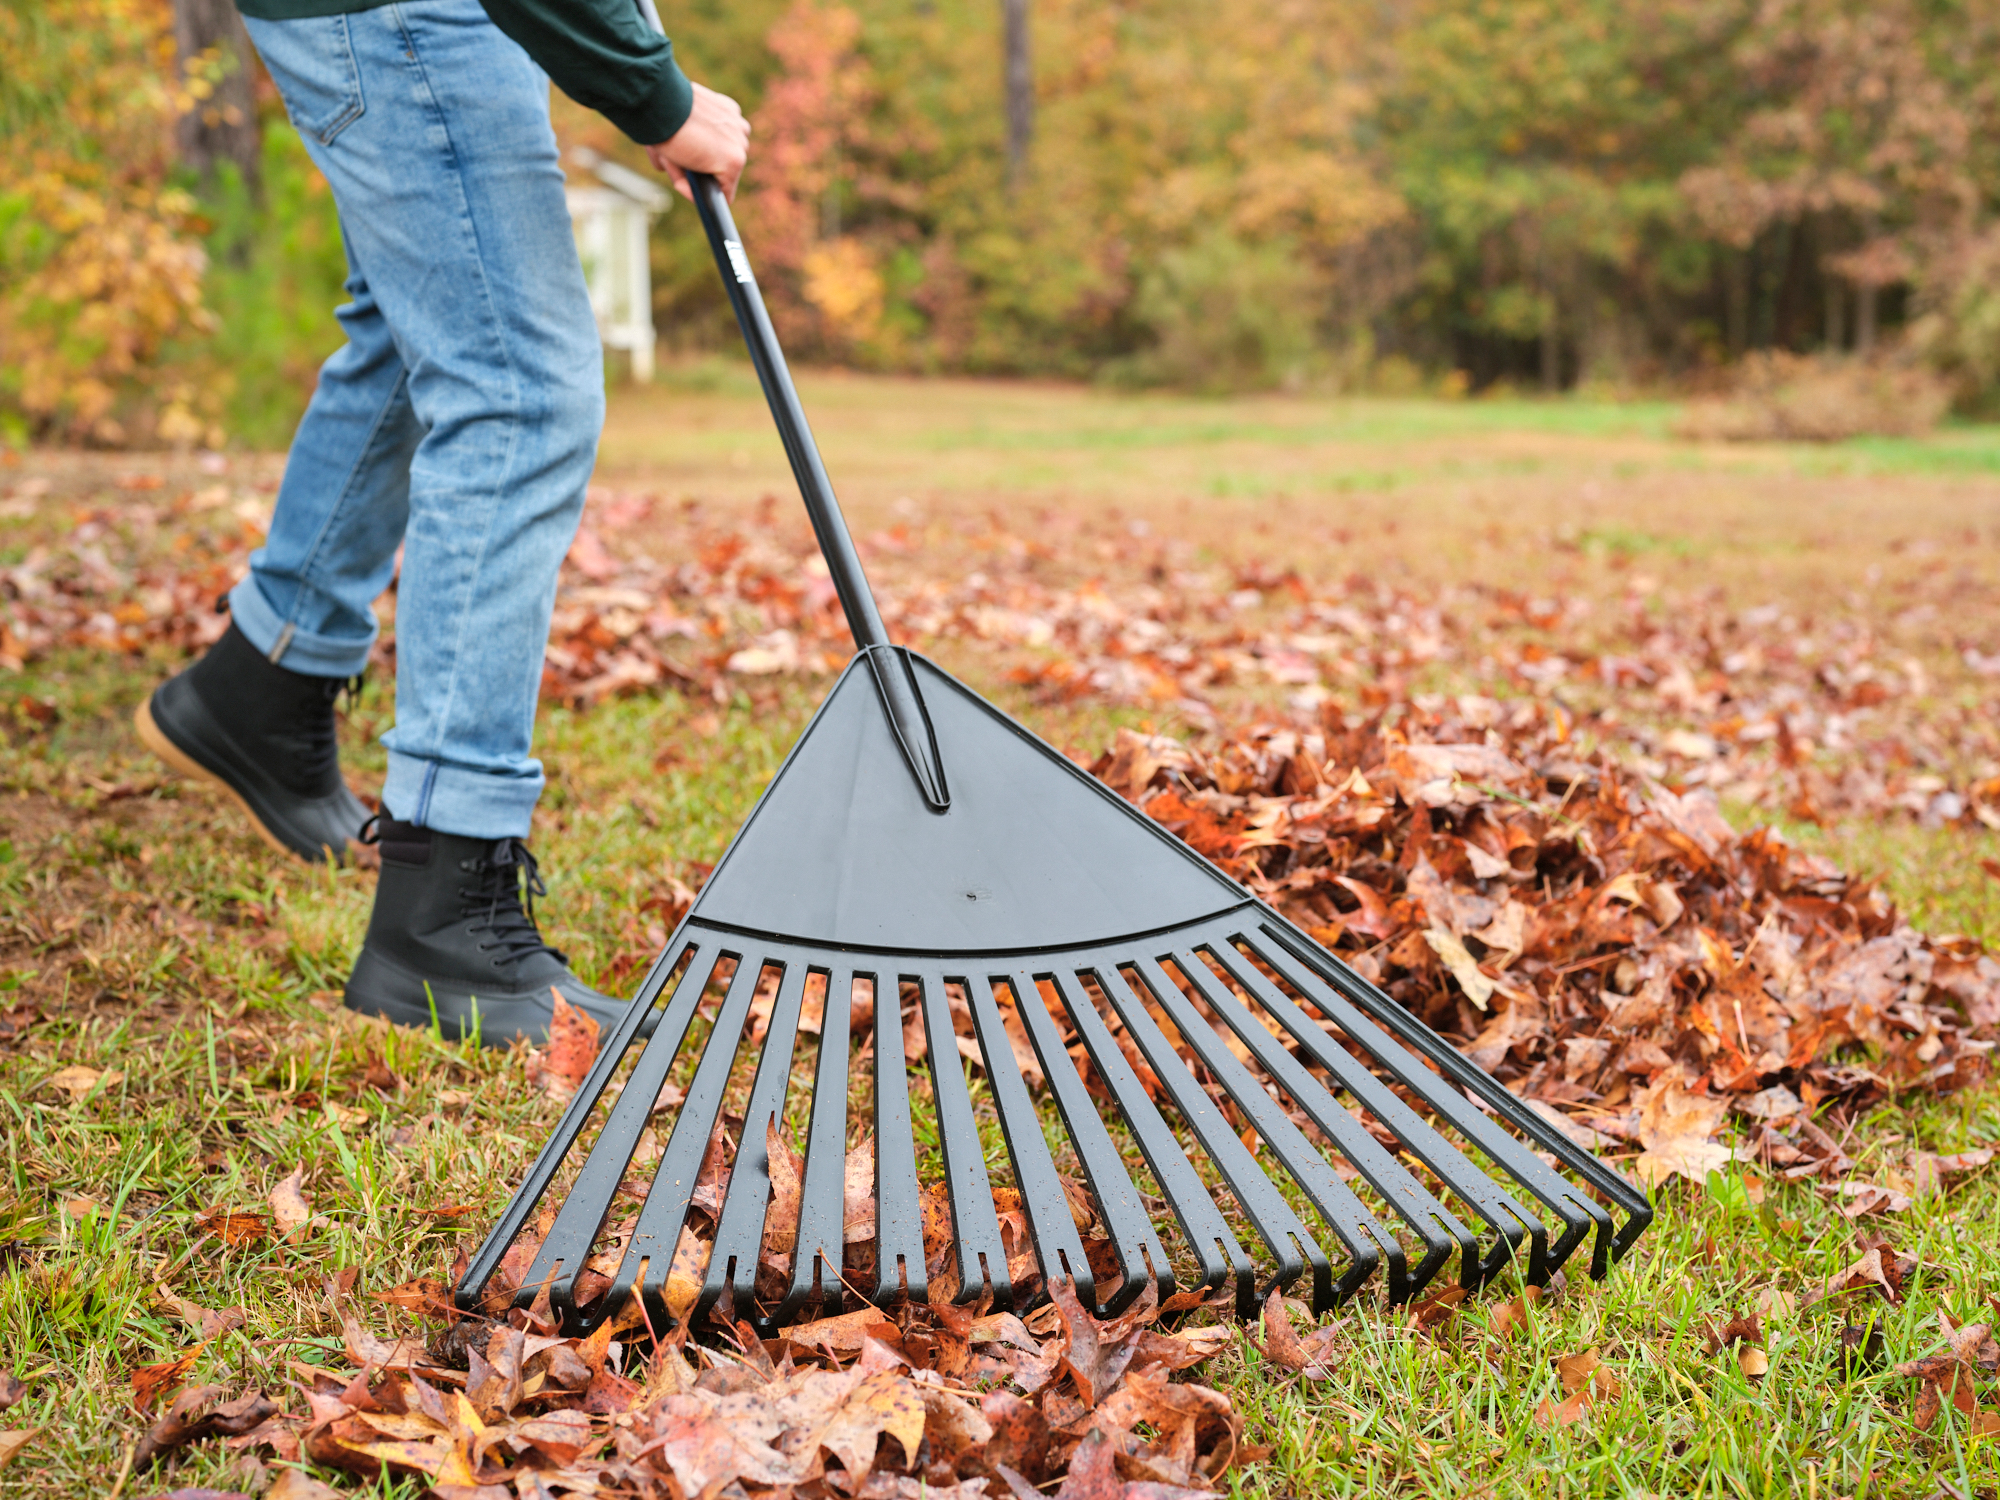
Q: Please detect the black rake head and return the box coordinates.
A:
[457,650,1652,1338]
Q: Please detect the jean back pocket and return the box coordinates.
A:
[242,13,366,146]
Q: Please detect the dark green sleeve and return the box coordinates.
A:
[478,0,695,144]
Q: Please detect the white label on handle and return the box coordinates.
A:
[724,239,753,284]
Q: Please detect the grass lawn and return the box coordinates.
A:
[2,374,1998,1497]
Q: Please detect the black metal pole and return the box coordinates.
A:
[686,173,889,654]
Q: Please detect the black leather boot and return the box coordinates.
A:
[343,817,624,1046]
[135,621,372,864]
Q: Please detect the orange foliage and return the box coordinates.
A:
[0,0,225,446]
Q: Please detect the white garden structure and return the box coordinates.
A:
[566,148,670,382]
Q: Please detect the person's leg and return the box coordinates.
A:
[305,0,604,840]
[236,0,619,1043]
[227,240,420,675]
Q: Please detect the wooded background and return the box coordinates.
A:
[10,0,2000,447]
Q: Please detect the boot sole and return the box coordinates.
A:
[344,944,623,1048]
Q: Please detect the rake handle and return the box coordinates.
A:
[686,172,889,653]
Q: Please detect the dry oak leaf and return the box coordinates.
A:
[195,1210,269,1248]
[764,1115,806,1256]
[133,1385,277,1468]
[1537,1350,1619,1425]
[1488,1286,1543,1341]
[133,1345,206,1412]
[528,992,600,1100]
[339,1311,431,1372]
[43,1065,120,1101]
[1135,1323,1231,1371]
[844,1132,877,1244]
[0,1430,34,1469]
[1632,1077,1734,1188]
[1423,925,1496,1011]
[265,1470,343,1500]
[1037,1425,1214,1500]
[1259,1290,1339,1379]
[268,1165,314,1241]
[155,1284,248,1342]
[664,1221,711,1326]
[918,1384,994,1462]
[1533,1391,1591,1428]
[1084,1365,1242,1473]
[0,1374,21,1414]
[1804,1241,1917,1307]
[1907,1147,1996,1199]
[781,1307,902,1359]
[1052,1275,1161,1407]
[1407,1284,1468,1331]
[372,1278,454,1321]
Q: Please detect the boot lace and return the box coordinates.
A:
[288,675,362,787]
[461,838,568,969]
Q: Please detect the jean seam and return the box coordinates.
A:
[413,760,439,827]
[280,365,411,647]
[313,15,366,144]
[388,1,525,771]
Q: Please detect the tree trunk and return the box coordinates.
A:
[1002,0,1033,181]
[173,0,262,197]
[1724,247,1750,357]
[1856,282,1878,355]
[1824,276,1845,353]
[1540,304,1561,391]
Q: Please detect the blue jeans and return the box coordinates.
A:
[235,0,603,839]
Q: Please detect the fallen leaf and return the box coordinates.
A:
[0,1430,33,1469]
[1489,1287,1542,1340]
[1738,1345,1770,1378]
[1052,1276,1159,1407]
[1836,1320,1887,1373]
[1632,1077,1734,1188]
[373,1279,454,1320]
[820,1368,927,1473]
[268,1166,313,1241]
[843,1134,876,1244]
[530,992,600,1100]
[1907,1147,1996,1198]
[1258,1290,1338,1379]
[43,1065,120,1102]
[1423,925,1496,1010]
[1555,1347,1621,1402]
[1805,1242,1914,1307]
[132,1385,276,1467]
[133,1346,205,1412]
[155,1285,247,1342]
[266,1469,344,1500]
[1408,1285,1468,1330]
[763,1117,804,1256]
[0,1374,20,1413]
[664,1222,710,1325]
[780,1308,901,1358]
[194,1211,268,1248]
[1534,1390,1591,1428]
[1755,1287,1797,1323]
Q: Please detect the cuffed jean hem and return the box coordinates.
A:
[382,750,543,840]
[228,577,378,678]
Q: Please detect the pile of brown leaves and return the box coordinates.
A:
[133,1269,1246,1499]
[1092,698,1999,1190]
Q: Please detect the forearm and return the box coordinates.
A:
[478,0,694,144]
